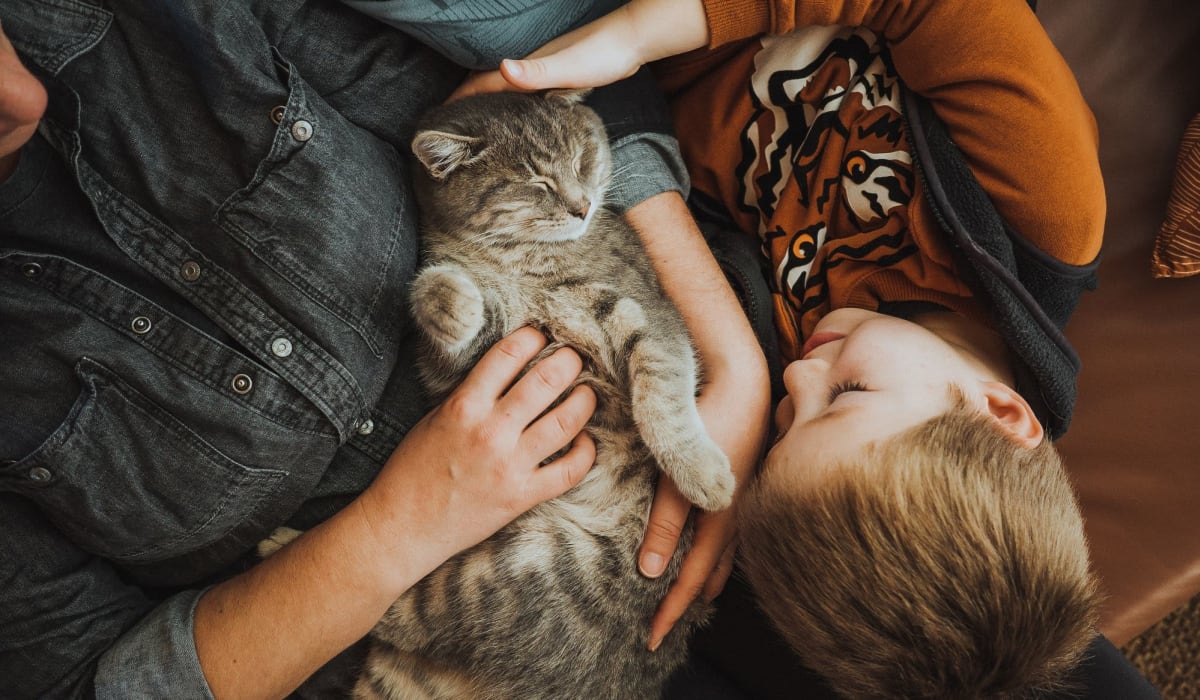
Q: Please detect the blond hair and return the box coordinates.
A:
[738,405,1098,699]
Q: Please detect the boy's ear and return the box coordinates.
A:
[980,381,1044,449]
[411,130,485,180]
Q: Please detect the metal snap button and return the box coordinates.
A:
[270,105,286,125]
[291,119,313,142]
[28,466,52,483]
[180,260,202,282]
[231,373,254,395]
[271,337,293,358]
[20,262,42,278]
[131,316,153,334]
[357,418,374,436]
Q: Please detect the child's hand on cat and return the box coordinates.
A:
[360,327,597,581]
[449,0,709,100]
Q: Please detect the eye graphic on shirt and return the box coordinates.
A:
[771,222,828,306]
[792,230,818,261]
[735,26,925,360]
[841,149,913,225]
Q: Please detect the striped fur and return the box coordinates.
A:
[353,92,732,698]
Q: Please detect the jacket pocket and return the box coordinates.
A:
[2,0,112,75]
[3,358,287,562]
[217,49,414,356]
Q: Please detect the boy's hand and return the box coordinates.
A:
[0,21,48,183]
[450,0,709,100]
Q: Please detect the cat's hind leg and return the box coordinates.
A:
[604,297,734,511]
[256,526,303,558]
[354,645,489,700]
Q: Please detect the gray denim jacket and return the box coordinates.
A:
[0,1,684,697]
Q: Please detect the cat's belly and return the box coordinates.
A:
[368,447,706,699]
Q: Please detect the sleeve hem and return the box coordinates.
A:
[94,588,216,700]
[605,134,690,213]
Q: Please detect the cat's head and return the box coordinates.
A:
[410,90,611,243]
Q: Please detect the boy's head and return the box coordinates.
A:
[739,308,1097,698]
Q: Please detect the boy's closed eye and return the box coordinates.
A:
[826,380,869,405]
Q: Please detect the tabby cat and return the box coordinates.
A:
[288,90,734,699]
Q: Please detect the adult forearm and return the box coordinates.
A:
[193,494,430,700]
[624,191,768,392]
[192,329,596,699]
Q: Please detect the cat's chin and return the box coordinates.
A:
[531,221,589,243]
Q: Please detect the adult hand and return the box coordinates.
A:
[361,327,597,575]
[638,380,765,651]
[618,192,772,651]
[449,0,709,100]
[0,21,47,182]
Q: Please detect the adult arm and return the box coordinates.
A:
[0,331,594,700]
[624,191,770,650]
[193,330,596,699]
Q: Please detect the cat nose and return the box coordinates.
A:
[569,199,591,220]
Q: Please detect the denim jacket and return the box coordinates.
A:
[0,1,683,697]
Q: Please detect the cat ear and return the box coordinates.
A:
[545,88,593,105]
[411,130,485,180]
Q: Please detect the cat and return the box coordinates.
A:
[263,90,735,699]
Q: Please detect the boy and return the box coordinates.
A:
[463,0,1127,695]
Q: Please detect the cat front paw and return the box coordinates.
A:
[660,438,735,512]
[410,265,485,351]
[257,526,303,558]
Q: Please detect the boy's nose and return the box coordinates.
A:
[781,357,829,413]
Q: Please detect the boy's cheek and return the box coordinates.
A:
[774,396,795,434]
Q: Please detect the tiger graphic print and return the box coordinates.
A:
[663,25,978,360]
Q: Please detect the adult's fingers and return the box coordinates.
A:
[521,384,596,461]
[456,327,548,400]
[646,512,736,651]
[526,431,596,505]
[497,345,582,426]
[638,477,689,579]
[702,541,737,602]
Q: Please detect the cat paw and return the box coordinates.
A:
[257,526,303,558]
[661,439,735,512]
[410,265,484,351]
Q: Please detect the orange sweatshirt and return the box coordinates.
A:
[656,0,1105,359]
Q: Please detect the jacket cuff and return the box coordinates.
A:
[94,588,215,700]
[606,133,691,213]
